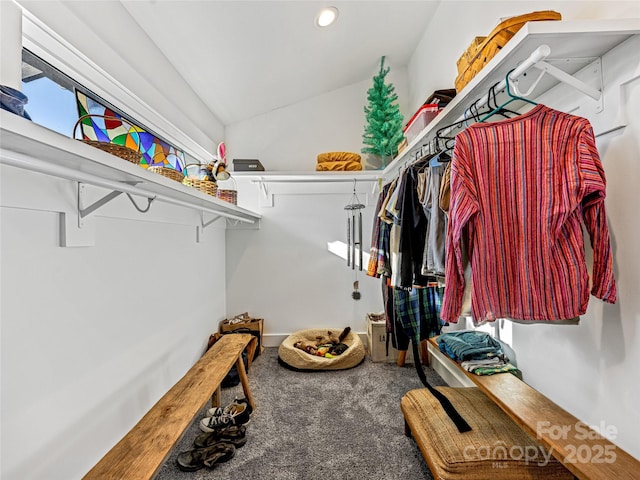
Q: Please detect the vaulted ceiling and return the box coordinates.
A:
[76,1,441,126]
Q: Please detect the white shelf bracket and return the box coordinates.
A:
[77,181,154,228]
[197,212,225,242]
[201,212,223,229]
[527,56,604,112]
[257,179,274,208]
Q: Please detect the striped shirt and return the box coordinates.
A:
[441,104,617,324]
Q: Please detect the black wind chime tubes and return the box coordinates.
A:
[345,182,365,299]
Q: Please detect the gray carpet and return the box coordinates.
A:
[156,346,446,479]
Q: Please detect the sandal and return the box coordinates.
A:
[176,442,236,471]
[193,424,247,449]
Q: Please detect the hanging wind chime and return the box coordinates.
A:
[345,181,365,299]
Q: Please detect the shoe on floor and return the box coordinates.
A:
[200,403,251,433]
[194,424,247,449]
[207,397,253,417]
[176,442,236,471]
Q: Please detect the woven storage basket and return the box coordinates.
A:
[455,10,561,92]
[183,177,217,196]
[216,177,238,205]
[73,114,143,164]
[147,165,185,183]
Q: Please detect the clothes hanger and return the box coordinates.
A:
[487,82,519,119]
[478,69,538,123]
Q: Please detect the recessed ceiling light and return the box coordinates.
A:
[316,6,338,27]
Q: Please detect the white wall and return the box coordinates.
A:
[1,3,229,479]
[227,181,382,338]
[224,65,409,338]
[225,67,409,170]
[409,0,640,461]
[0,165,227,479]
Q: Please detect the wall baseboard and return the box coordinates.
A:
[265,333,474,388]
[262,332,369,349]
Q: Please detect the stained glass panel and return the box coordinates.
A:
[76,91,185,172]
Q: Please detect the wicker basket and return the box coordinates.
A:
[73,114,143,164]
[455,11,561,92]
[183,177,217,196]
[216,189,238,205]
[148,165,185,183]
[216,177,238,205]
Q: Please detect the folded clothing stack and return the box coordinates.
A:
[316,151,363,171]
[437,330,519,377]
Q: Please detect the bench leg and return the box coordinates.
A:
[211,385,222,408]
[404,419,412,437]
[236,355,256,411]
[397,350,407,367]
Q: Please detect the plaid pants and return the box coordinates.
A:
[391,286,444,350]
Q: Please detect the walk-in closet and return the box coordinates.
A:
[2,2,639,479]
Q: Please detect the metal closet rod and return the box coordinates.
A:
[0,150,256,224]
[437,45,553,140]
[250,176,381,184]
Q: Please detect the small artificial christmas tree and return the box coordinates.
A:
[362,56,404,168]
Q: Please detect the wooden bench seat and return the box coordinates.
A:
[401,337,640,480]
[83,333,257,480]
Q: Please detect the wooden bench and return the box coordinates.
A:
[83,333,257,480]
[401,336,640,480]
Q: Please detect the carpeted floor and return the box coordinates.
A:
[156,346,446,480]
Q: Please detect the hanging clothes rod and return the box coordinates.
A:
[437,44,601,140]
[250,175,381,184]
[0,150,257,224]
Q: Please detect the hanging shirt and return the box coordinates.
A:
[421,163,447,277]
[441,104,617,324]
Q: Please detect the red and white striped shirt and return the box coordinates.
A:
[441,104,617,324]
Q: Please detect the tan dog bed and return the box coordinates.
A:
[278,328,365,371]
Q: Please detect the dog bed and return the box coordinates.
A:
[278,328,365,371]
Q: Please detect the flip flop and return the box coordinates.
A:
[176,442,236,471]
[193,424,247,449]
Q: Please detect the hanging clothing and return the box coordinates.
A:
[441,104,617,324]
[366,184,388,278]
[397,163,432,289]
[420,163,447,277]
[393,285,470,433]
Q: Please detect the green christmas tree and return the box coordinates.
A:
[362,56,404,168]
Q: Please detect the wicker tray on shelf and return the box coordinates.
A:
[73,114,143,165]
[183,177,217,196]
[454,10,561,92]
[147,165,185,183]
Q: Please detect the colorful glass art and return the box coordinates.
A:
[76,91,185,172]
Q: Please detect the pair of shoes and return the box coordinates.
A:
[176,442,236,471]
[207,397,253,417]
[200,403,251,433]
[194,424,247,449]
